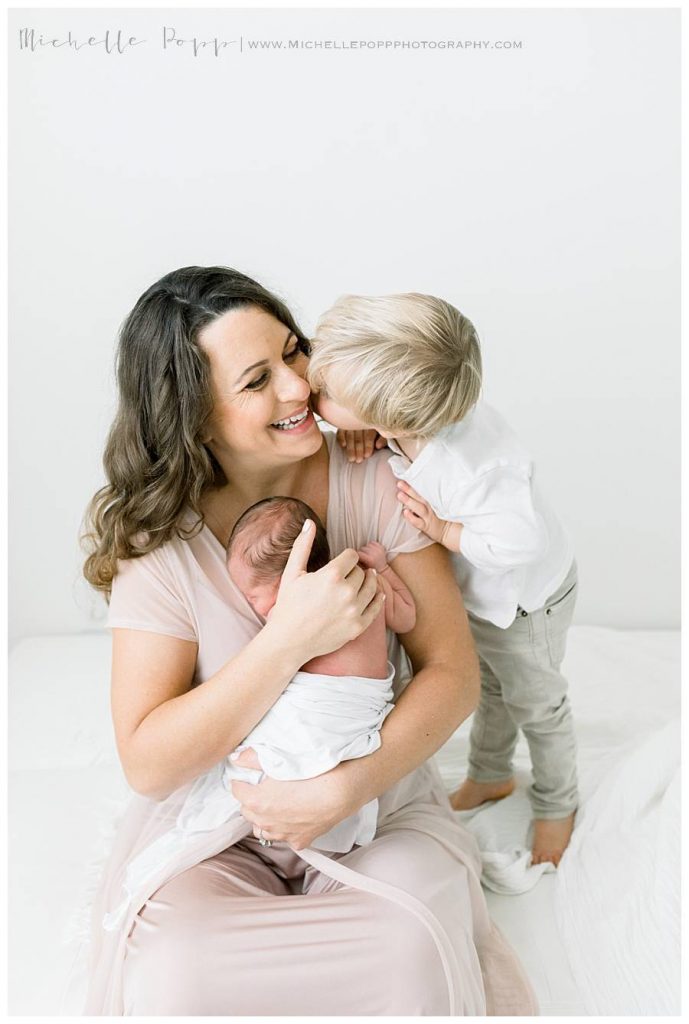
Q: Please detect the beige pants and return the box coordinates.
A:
[467,562,579,818]
[122,831,537,1015]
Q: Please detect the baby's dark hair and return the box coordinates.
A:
[226,496,331,583]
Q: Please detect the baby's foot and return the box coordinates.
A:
[531,813,575,866]
[450,777,515,811]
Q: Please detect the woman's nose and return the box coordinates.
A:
[276,365,310,403]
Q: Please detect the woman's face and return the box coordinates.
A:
[199,306,321,472]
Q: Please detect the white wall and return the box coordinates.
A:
[9,7,680,644]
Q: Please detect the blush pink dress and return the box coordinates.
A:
[83,433,538,1016]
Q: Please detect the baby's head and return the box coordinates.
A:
[227,496,330,617]
[308,293,482,441]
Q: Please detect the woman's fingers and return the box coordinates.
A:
[252,824,280,842]
[360,588,387,628]
[343,562,365,590]
[327,546,362,578]
[230,746,261,770]
[357,567,380,610]
[279,518,316,586]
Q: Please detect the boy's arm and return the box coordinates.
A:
[397,472,548,571]
[396,481,463,553]
[357,542,416,633]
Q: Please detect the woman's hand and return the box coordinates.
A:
[266,520,386,663]
[230,748,354,850]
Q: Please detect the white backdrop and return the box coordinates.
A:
[8,7,680,644]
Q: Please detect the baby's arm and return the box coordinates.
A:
[357,542,416,634]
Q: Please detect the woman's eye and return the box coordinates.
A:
[284,345,301,363]
[245,372,269,391]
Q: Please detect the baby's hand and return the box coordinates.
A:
[397,481,460,551]
[357,541,389,574]
[336,429,387,463]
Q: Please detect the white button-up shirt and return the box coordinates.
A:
[386,402,574,628]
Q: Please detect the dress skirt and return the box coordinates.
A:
[85,767,537,1016]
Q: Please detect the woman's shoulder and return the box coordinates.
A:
[325,430,432,560]
[113,521,202,586]
[324,428,397,490]
[108,518,223,643]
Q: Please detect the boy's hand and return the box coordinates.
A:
[336,429,387,463]
[357,541,389,573]
[396,481,462,552]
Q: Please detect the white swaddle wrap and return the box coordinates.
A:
[103,664,395,930]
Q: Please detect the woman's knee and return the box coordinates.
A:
[123,900,212,1013]
[372,901,453,1013]
[122,867,237,1014]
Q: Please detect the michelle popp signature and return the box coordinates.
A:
[18,27,241,57]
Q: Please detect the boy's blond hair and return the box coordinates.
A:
[308,293,482,438]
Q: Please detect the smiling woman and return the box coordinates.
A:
[198,306,320,477]
[81,265,537,1015]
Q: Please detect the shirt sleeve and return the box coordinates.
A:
[443,464,549,574]
[107,546,198,642]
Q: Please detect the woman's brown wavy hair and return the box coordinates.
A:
[82,266,308,597]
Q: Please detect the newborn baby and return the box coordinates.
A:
[104,497,415,930]
[215,496,416,849]
[228,495,416,679]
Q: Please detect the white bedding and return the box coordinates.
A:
[8,626,680,1015]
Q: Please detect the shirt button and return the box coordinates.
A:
[546,608,552,615]
[520,609,528,617]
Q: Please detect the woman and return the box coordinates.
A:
[82,266,537,1015]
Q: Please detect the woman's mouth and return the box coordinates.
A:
[270,407,312,432]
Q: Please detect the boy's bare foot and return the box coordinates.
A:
[531,813,576,866]
[450,777,515,811]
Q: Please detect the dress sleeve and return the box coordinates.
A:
[331,440,434,561]
[107,545,198,643]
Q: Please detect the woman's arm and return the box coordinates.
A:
[113,528,384,800]
[343,541,479,796]
[232,541,479,847]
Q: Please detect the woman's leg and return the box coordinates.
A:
[322,825,536,1016]
[121,824,537,1016]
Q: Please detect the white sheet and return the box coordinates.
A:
[434,626,680,1015]
[8,626,680,1015]
[556,719,680,1015]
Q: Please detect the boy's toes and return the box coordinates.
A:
[531,813,575,867]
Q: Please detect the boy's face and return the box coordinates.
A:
[314,392,372,431]
[312,373,416,443]
[311,371,374,431]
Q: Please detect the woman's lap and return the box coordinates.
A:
[122,830,478,1015]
